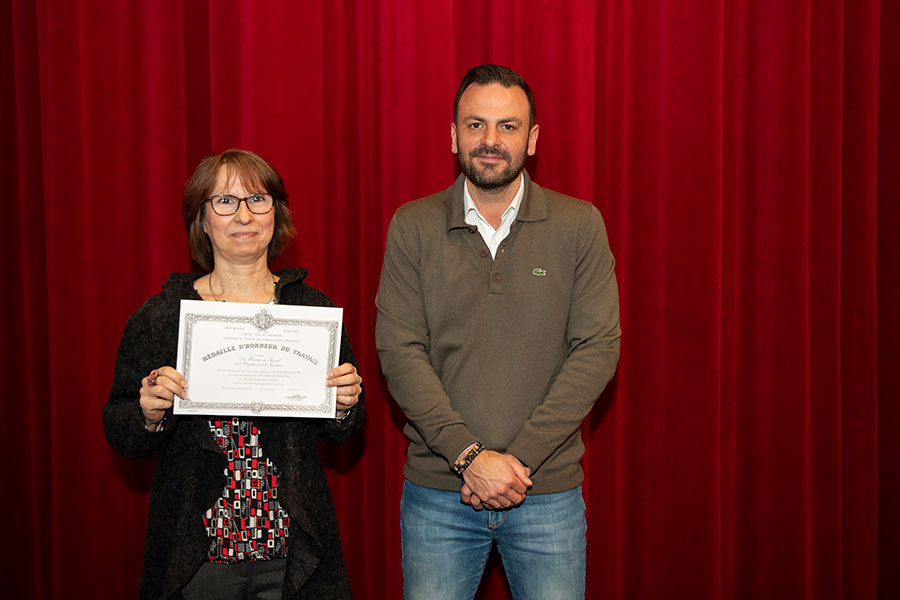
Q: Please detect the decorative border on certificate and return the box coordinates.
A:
[174,300,343,418]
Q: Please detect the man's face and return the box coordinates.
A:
[451,83,539,191]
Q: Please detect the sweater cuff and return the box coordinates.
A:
[506,429,549,474]
[434,426,479,469]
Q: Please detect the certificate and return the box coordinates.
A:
[174,300,342,418]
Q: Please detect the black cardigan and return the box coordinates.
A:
[103,268,363,599]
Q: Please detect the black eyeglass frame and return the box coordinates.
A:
[206,193,275,216]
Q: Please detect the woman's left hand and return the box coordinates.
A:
[327,362,363,412]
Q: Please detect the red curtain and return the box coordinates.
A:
[4,0,897,598]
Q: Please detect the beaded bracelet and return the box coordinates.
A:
[453,441,485,477]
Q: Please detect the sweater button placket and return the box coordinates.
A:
[489,270,503,293]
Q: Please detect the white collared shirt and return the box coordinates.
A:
[463,173,525,259]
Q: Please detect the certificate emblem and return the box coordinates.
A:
[251,309,275,331]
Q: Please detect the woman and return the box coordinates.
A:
[103,149,364,599]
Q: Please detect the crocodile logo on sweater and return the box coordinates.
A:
[532,268,547,277]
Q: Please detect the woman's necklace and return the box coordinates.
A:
[208,271,224,302]
[208,271,276,303]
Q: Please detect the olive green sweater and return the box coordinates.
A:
[376,173,620,494]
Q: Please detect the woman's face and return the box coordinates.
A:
[203,166,275,268]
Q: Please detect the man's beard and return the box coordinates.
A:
[458,145,526,192]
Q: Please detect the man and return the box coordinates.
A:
[376,64,620,599]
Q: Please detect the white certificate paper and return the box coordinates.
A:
[174,300,343,418]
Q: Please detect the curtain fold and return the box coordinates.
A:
[876,3,900,598]
[4,1,894,597]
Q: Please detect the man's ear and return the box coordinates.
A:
[527,124,540,156]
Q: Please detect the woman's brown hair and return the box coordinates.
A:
[183,149,297,272]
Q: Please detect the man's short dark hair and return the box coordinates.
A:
[453,64,536,127]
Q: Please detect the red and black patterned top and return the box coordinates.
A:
[202,418,291,563]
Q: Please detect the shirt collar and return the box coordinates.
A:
[463,173,525,224]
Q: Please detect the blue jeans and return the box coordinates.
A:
[400,479,586,600]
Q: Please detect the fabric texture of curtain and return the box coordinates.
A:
[3,0,897,597]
